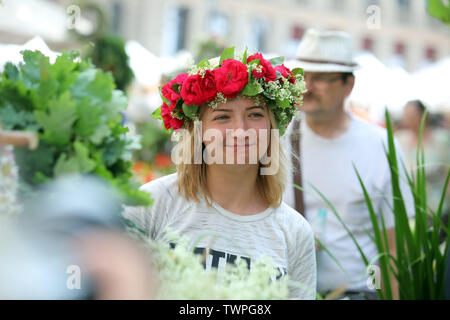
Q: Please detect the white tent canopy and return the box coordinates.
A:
[125,40,194,87]
[125,40,162,87]
[409,57,450,112]
[349,52,450,122]
[349,52,415,121]
[124,40,194,121]
[0,36,60,72]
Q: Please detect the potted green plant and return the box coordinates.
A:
[0,50,151,207]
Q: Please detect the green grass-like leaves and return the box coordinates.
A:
[299,109,449,299]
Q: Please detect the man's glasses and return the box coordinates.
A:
[304,74,344,86]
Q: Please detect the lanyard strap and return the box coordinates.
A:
[290,119,305,216]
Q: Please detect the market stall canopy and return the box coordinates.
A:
[124,41,194,120]
[125,40,162,87]
[348,52,450,120]
[409,57,450,113]
[349,52,415,121]
[0,36,60,72]
[125,40,194,87]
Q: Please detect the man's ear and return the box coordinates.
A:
[344,75,355,97]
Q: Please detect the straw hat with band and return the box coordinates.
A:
[287,29,359,73]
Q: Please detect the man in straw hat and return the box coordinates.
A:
[284,29,413,300]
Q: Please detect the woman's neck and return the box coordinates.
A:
[206,164,268,215]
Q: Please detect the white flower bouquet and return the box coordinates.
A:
[136,231,290,300]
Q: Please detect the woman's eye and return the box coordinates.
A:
[214,115,229,120]
[250,113,264,118]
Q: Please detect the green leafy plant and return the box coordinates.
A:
[0,50,151,206]
[194,37,227,64]
[428,0,450,25]
[85,35,134,92]
[305,109,449,299]
[133,120,173,164]
[358,109,449,299]
[68,2,133,92]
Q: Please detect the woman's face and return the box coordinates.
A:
[200,97,272,165]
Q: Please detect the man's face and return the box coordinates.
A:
[301,72,354,116]
[402,103,422,131]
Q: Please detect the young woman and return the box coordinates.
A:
[123,49,316,299]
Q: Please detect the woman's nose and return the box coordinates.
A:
[232,116,247,131]
[226,116,249,142]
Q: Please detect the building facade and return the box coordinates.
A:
[37,0,450,72]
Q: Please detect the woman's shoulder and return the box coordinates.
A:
[273,202,314,236]
[123,173,183,240]
[140,173,178,200]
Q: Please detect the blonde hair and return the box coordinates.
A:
[176,98,287,208]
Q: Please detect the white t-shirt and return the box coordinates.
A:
[123,173,317,299]
[283,113,414,293]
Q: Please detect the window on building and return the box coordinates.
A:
[425,46,437,62]
[111,2,122,34]
[285,25,305,58]
[362,36,374,53]
[161,5,189,56]
[389,41,407,69]
[395,42,405,55]
[396,0,410,23]
[364,0,379,13]
[417,46,437,69]
[248,18,269,52]
[296,0,310,7]
[292,25,305,41]
[330,0,346,11]
[208,11,229,38]
[175,7,189,52]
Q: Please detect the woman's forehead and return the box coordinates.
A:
[214,97,266,110]
[200,97,269,120]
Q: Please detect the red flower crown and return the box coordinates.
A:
[153,47,306,136]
